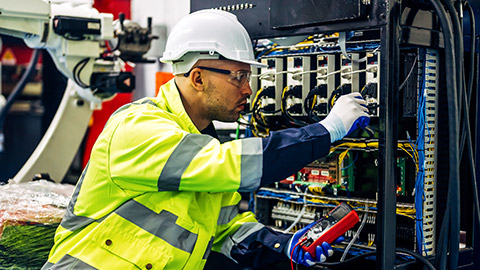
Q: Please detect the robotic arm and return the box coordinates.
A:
[0,0,156,183]
[1,0,110,102]
[0,0,155,103]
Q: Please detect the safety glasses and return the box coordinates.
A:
[185,66,251,88]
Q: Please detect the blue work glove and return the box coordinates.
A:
[285,223,334,267]
[320,92,370,143]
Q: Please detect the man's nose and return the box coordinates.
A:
[242,82,253,96]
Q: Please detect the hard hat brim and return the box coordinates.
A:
[238,59,267,68]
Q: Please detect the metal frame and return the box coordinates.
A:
[376,1,400,269]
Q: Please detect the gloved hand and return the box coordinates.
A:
[320,92,370,143]
[285,222,334,267]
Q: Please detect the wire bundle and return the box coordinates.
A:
[413,49,427,255]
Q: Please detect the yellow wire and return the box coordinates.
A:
[329,142,418,172]
[311,95,317,110]
[360,85,366,94]
[250,87,272,136]
[338,147,353,166]
[281,86,289,114]
[300,196,417,220]
[399,145,418,172]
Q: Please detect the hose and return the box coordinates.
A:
[0,49,41,131]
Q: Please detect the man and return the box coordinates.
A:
[43,9,369,269]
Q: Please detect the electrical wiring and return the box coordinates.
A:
[256,67,341,82]
[426,1,459,269]
[237,114,255,128]
[102,38,121,57]
[254,41,279,59]
[235,122,241,140]
[463,0,480,244]
[72,58,91,88]
[256,65,375,86]
[254,69,292,81]
[414,50,427,255]
[290,240,305,270]
[283,189,308,233]
[303,88,319,121]
[465,2,476,108]
[340,68,376,78]
[281,86,308,127]
[340,152,358,172]
[254,65,374,84]
[337,147,354,167]
[253,71,275,81]
[341,204,368,262]
[250,16,462,264]
[258,39,380,58]
[398,57,418,90]
[329,141,416,155]
[443,0,463,123]
[258,188,416,222]
[328,85,350,110]
[457,1,480,231]
[406,132,420,165]
[448,2,480,265]
[319,248,435,270]
[250,87,272,136]
[395,248,436,270]
[399,144,418,172]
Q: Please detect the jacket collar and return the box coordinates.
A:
[157,78,201,134]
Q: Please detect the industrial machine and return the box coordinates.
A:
[0,0,155,183]
[191,0,479,269]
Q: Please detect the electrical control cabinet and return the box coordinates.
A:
[193,0,479,269]
[248,43,443,266]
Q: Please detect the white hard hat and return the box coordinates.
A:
[160,9,266,75]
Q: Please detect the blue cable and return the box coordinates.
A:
[414,49,427,255]
[259,42,380,57]
[341,152,358,171]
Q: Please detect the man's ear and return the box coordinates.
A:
[189,68,205,91]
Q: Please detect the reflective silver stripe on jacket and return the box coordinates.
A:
[60,163,96,231]
[217,205,239,225]
[41,262,54,270]
[110,98,158,118]
[138,98,159,107]
[239,137,263,192]
[157,134,213,191]
[42,254,98,270]
[115,199,198,253]
[220,222,265,260]
[203,236,215,260]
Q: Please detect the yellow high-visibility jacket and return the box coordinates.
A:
[43,78,331,269]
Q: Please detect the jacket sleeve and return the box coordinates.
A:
[212,193,291,268]
[107,109,264,192]
[108,107,330,193]
[260,123,331,187]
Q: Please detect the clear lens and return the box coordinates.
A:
[194,66,251,88]
[228,70,251,87]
